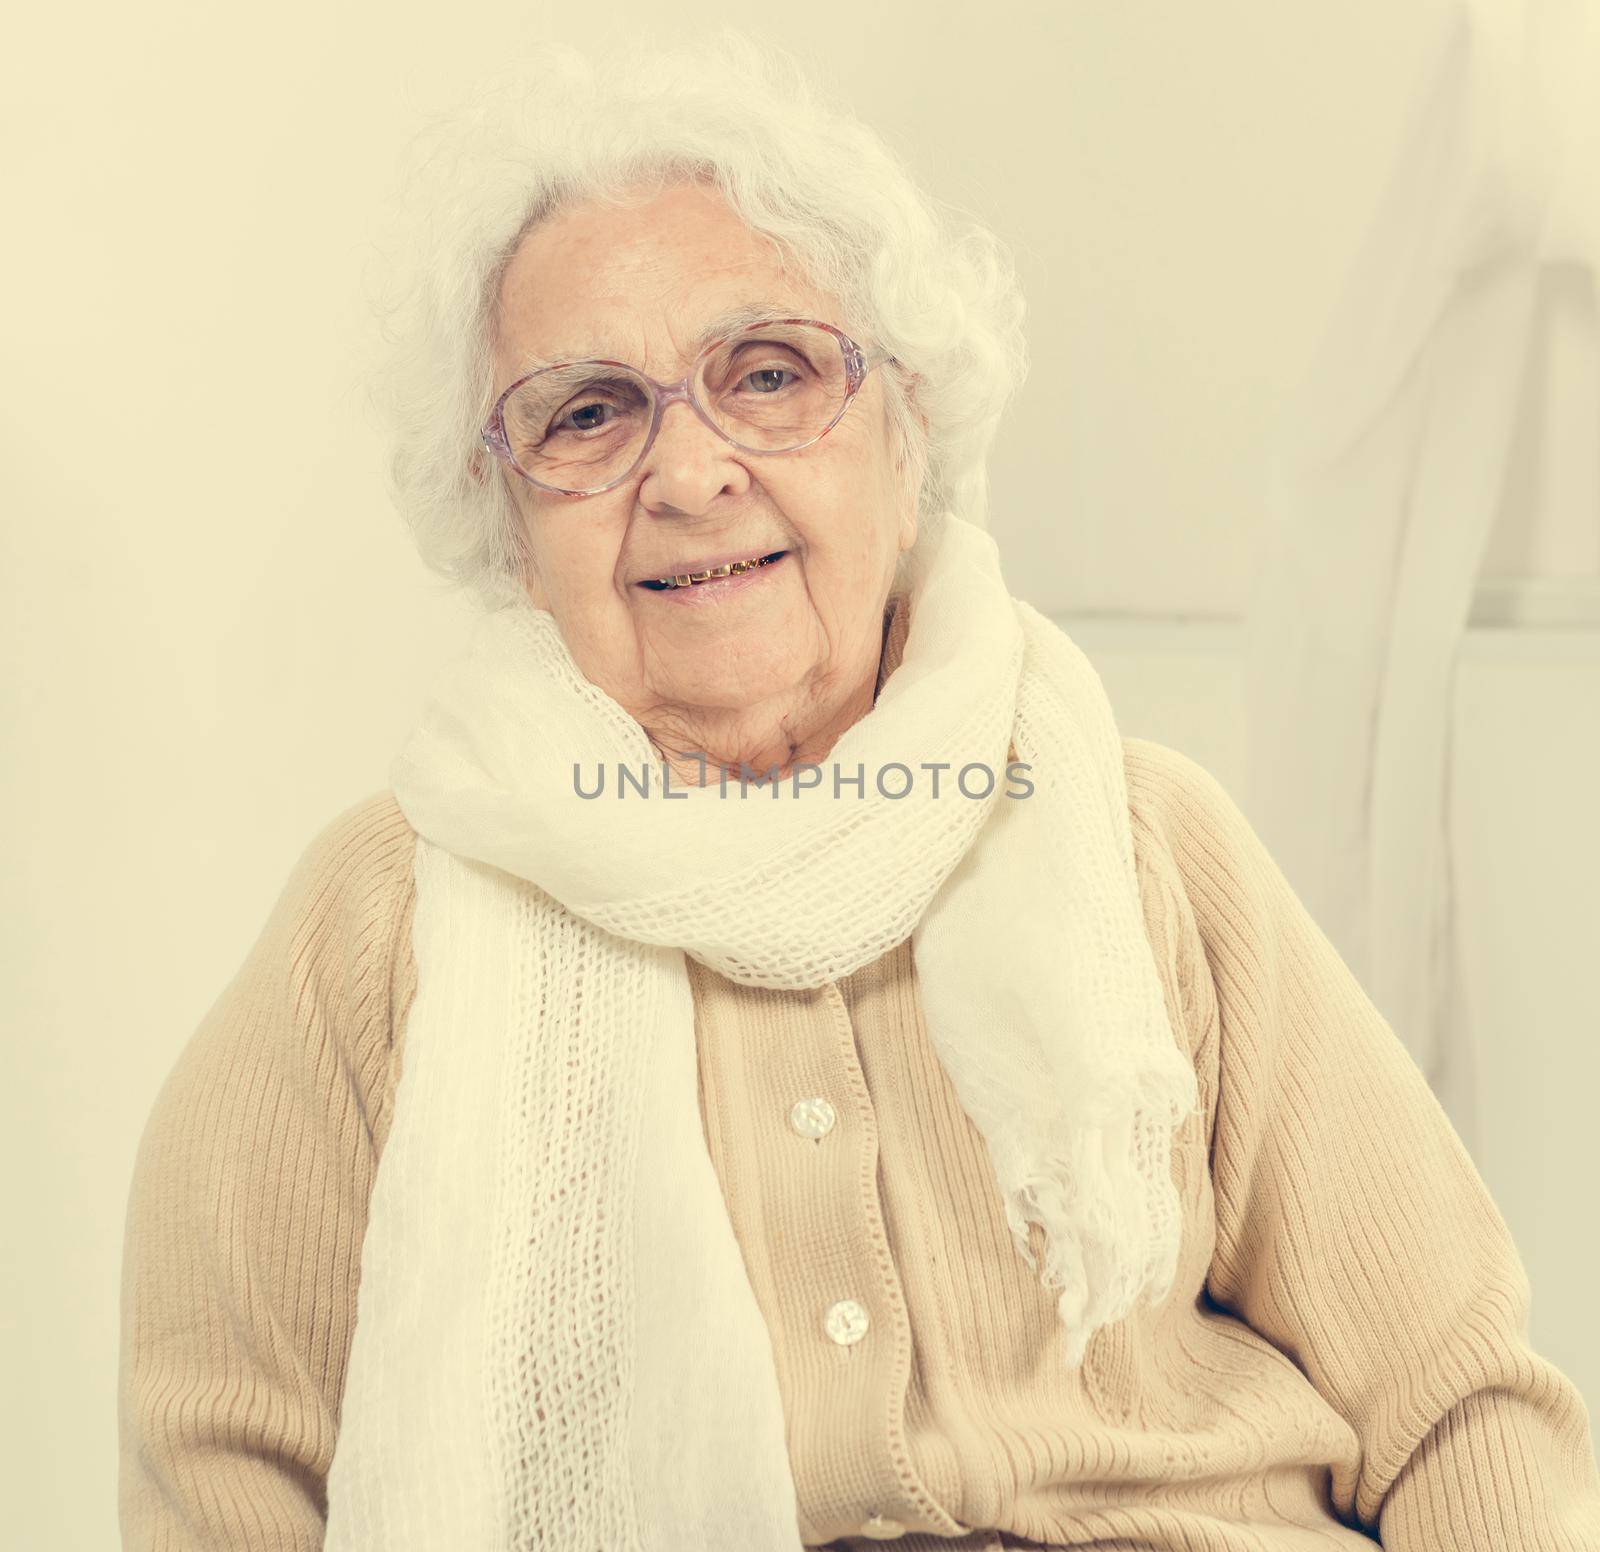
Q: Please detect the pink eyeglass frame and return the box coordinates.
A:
[479,316,898,498]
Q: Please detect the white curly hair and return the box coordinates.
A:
[358,26,1029,612]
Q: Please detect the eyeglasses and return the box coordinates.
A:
[480,317,898,497]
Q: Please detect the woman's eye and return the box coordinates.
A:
[555,400,614,434]
[741,367,796,393]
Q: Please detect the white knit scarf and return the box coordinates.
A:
[323,511,1200,1550]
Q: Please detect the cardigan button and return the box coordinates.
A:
[822,1298,870,1345]
[858,1513,907,1538]
[789,1096,836,1139]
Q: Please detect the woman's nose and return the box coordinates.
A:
[635,395,753,512]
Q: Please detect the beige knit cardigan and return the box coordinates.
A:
[118,718,1600,1548]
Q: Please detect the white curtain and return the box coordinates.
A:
[1241,0,1599,1149]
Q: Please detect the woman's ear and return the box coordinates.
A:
[898,502,919,554]
[895,408,929,553]
[522,558,550,610]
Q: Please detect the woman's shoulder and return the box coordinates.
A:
[1117,736,1262,1083]
[279,790,419,1003]
[289,788,418,919]
[298,782,418,936]
[1120,734,1315,960]
[250,790,420,1152]
[1120,735,1278,929]
[1118,733,1356,1088]
[1121,736,1247,859]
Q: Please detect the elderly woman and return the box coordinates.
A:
[118,32,1600,1552]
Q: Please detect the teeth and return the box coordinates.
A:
[653,554,777,589]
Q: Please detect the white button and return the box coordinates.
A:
[789,1096,836,1139]
[823,1298,870,1345]
[858,1513,907,1539]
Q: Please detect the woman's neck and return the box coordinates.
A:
[642,600,900,787]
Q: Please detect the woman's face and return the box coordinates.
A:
[489,181,919,770]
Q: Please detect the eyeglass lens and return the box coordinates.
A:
[500,321,852,492]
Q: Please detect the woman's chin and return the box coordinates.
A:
[647,666,810,725]
[636,609,820,709]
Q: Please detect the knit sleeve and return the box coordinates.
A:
[117,793,416,1551]
[1140,741,1600,1548]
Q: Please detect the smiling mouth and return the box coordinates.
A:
[636,550,788,590]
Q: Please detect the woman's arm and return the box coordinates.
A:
[1138,740,1600,1548]
[117,794,415,1550]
